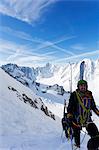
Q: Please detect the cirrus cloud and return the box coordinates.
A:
[0,0,56,24]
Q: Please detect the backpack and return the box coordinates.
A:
[62,113,73,139]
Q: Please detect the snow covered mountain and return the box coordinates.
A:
[0,66,95,150]
[36,59,99,92]
[2,59,99,89]
[0,68,62,149]
[1,63,67,97]
[1,58,99,105]
[0,60,99,150]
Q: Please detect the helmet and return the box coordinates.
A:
[77,80,88,88]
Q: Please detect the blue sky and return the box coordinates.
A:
[0,0,99,67]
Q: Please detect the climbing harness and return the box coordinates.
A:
[75,91,91,126]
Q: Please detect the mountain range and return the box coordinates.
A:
[1,59,99,104]
[0,58,99,149]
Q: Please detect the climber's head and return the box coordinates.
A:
[77,80,88,92]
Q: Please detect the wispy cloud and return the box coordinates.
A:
[0,39,57,66]
[97,40,99,47]
[0,26,44,44]
[0,25,76,66]
[71,44,86,50]
[33,35,76,55]
[0,39,18,54]
[55,50,99,63]
[0,0,56,24]
[0,26,76,55]
[1,38,98,67]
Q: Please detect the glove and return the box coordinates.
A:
[67,113,73,126]
[67,113,81,129]
[72,122,81,129]
[67,113,73,119]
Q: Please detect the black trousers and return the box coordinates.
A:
[73,128,80,146]
[73,122,99,148]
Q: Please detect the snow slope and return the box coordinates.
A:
[0,67,99,150]
[0,68,61,150]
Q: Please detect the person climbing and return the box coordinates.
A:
[67,80,99,148]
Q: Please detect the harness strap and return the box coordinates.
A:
[75,91,90,112]
[75,91,90,125]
